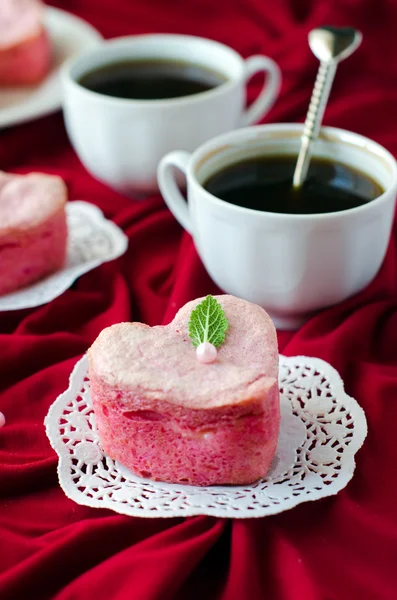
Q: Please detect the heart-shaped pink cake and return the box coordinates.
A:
[0,0,52,85]
[0,171,67,296]
[88,295,280,486]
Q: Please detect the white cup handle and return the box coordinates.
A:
[158,150,193,234]
[241,55,281,127]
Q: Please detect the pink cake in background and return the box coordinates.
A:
[0,0,52,86]
[88,295,280,486]
[0,171,68,296]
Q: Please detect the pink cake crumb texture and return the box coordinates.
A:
[0,1,51,85]
[0,171,68,296]
[88,295,280,486]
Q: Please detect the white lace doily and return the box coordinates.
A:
[0,201,128,311]
[45,354,367,519]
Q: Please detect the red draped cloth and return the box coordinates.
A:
[1,1,397,598]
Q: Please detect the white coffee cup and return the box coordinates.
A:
[158,123,397,329]
[61,34,281,195]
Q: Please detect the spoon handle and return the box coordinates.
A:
[293,60,337,188]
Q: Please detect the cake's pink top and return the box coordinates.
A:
[89,295,278,410]
[0,171,67,235]
[0,0,43,50]
[0,0,43,51]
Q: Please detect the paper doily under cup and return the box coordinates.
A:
[0,201,128,311]
[45,354,367,519]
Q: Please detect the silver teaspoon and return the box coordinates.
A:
[292,26,362,189]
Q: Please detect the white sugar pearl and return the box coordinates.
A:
[196,342,217,364]
[0,412,5,428]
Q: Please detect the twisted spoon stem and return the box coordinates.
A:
[293,60,337,188]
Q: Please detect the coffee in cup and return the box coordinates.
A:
[78,58,228,100]
[203,154,383,214]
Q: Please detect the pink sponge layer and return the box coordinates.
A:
[91,374,279,486]
[0,28,51,86]
[88,295,280,486]
[0,171,67,296]
[0,209,67,295]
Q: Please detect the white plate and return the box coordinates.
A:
[0,7,103,129]
[45,354,367,519]
[0,201,128,311]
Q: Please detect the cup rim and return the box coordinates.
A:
[61,33,244,108]
[187,123,397,221]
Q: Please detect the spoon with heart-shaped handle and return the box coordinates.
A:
[292,26,362,189]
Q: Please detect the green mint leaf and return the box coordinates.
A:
[188,295,229,348]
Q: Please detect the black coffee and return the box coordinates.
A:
[78,59,228,100]
[204,155,383,214]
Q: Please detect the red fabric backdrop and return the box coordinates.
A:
[1,0,397,598]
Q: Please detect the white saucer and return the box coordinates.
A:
[0,7,103,129]
[45,354,367,519]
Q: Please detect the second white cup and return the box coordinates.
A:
[158,124,397,329]
[61,34,281,195]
